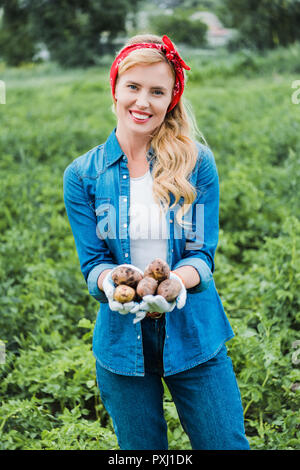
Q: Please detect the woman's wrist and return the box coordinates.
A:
[170,270,186,288]
[97,269,113,291]
[171,266,200,290]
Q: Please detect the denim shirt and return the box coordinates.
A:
[63,128,234,376]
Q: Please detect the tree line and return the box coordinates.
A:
[1,0,300,67]
[0,0,141,67]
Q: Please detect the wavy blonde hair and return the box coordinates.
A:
[112,34,205,229]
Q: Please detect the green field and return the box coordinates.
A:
[0,44,300,450]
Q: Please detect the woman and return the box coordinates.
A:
[63,34,250,450]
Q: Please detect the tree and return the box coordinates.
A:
[0,0,142,67]
[0,0,37,66]
[149,11,207,47]
[218,0,300,50]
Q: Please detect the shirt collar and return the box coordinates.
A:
[104,127,155,168]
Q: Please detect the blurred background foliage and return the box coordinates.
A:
[0,0,300,451]
[0,0,141,67]
[218,0,300,50]
[1,0,300,66]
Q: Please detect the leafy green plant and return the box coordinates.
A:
[38,407,118,450]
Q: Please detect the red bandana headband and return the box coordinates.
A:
[110,35,191,113]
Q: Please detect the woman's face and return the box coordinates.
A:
[114,61,175,137]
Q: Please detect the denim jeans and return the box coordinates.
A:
[95,316,250,450]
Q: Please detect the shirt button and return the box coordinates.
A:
[123,175,127,179]
[170,219,173,223]
[123,223,127,228]
[123,197,127,202]
[125,253,129,258]
[137,335,141,340]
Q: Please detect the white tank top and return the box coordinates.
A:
[129,169,168,272]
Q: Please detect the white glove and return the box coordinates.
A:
[138,295,176,315]
[169,271,187,309]
[102,264,144,315]
[131,271,187,323]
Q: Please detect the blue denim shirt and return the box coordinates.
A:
[63,128,234,376]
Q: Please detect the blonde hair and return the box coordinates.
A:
[112,34,206,229]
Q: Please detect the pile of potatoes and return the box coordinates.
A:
[113,258,181,304]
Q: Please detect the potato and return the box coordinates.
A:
[136,276,158,297]
[157,279,181,302]
[144,258,170,282]
[113,285,136,303]
[112,266,143,288]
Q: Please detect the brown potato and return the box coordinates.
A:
[157,279,181,302]
[136,276,158,297]
[112,266,143,288]
[144,258,170,282]
[113,285,136,303]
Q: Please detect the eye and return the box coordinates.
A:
[153,90,164,95]
[128,84,137,90]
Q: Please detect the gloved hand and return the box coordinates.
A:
[169,271,187,309]
[131,271,187,323]
[102,264,144,315]
[138,295,176,315]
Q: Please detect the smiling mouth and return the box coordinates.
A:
[129,111,153,122]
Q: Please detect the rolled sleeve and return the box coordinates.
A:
[173,257,213,293]
[63,162,117,303]
[174,144,219,294]
[87,262,118,303]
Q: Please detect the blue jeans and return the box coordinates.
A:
[95,316,250,450]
